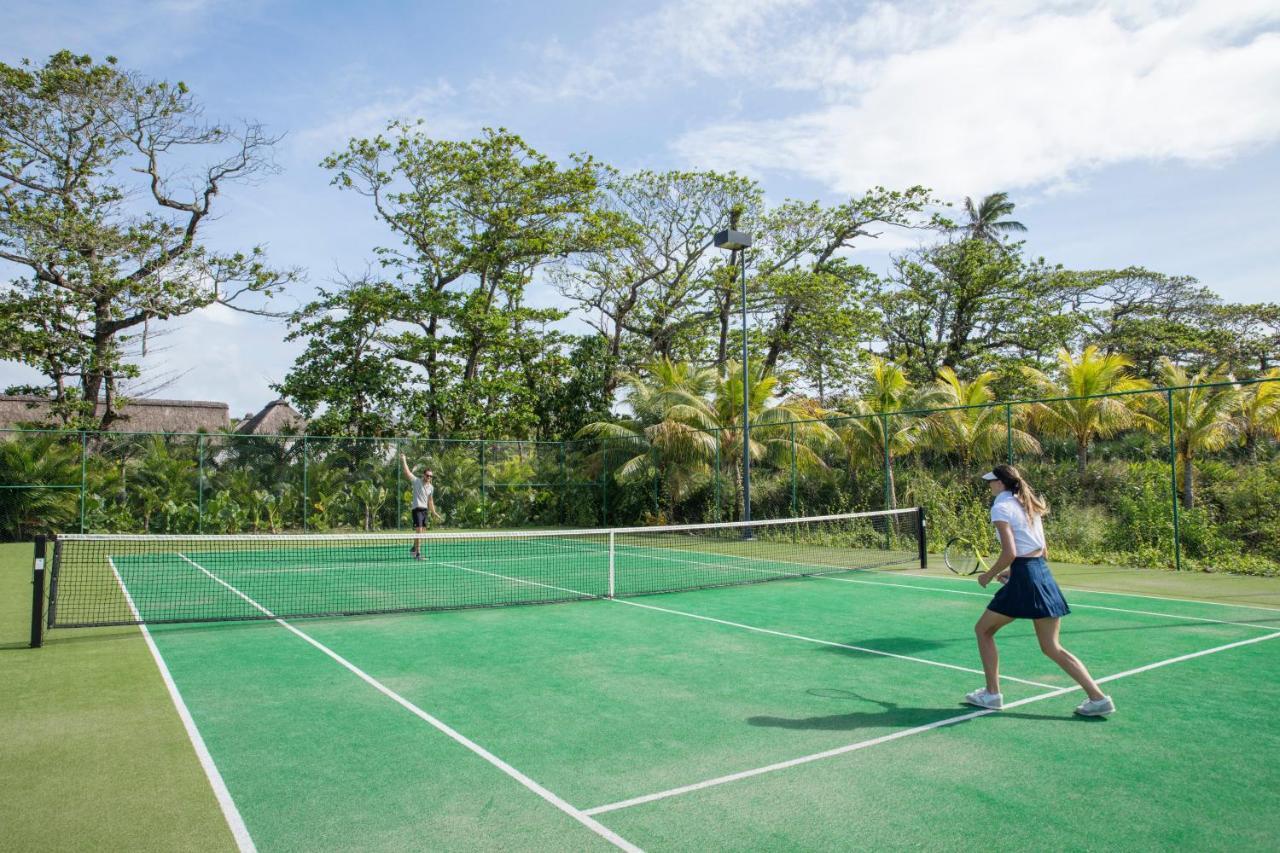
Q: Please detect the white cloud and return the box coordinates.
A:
[671,1,1280,196]
[292,79,468,156]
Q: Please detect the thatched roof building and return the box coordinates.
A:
[0,395,230,432]
[235,399,307,435]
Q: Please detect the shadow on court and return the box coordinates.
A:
[749,694,1102,731]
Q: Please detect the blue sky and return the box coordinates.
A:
[4,0,1279,416]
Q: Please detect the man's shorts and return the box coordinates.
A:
[412,507,429,528]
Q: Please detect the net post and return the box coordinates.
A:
[30,535,47,648]
[608,530,616,598]
[916,506,928,570]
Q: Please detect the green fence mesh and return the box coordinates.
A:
[2,378,1277,575]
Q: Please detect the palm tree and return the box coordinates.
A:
[577,359,837,522]
[575,359,719,520]
[924,367,1040,469]
[1147,360,1239,508]
[837,356,936,509]
[958,192,1027,243]
[1021,346,1153,476]
[1234,369,1280,460]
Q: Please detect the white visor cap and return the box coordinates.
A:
[981,471,1000,481]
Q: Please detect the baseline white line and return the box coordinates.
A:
[108,557,256,853]
[824,575,1280,632]
[584,629,1280,816]
[871,568,1280,614]
[175,555,641,853]
[430,560,1057,688]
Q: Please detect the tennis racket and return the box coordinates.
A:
[944,536,989,575]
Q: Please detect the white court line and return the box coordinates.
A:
[873,568,1280,614]
[174,555,641,853]
[823,575,1280,632]
[108,557,257,853]
[431,559,1057,689]
[583,629,1280,816]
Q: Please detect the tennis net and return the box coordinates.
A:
[43,508,925,629]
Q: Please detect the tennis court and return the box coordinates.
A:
[24,510,1280,851]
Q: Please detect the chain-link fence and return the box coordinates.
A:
[3,377,1277,575]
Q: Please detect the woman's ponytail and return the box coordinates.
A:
[991,464,1048,519]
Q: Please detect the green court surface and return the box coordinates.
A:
[5,542,1280,851]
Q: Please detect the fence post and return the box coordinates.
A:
[790,421,798,517]
[79,431,87,533]
[302,435,309,532]
[559,442,567,526]
[479,442,487,527]
[1166,389,1182,571]
[30,536,47,648]
[197,433,205,533]
[601,442,609,527]
[713,434,721,523]
[880,414,892,510]
[396,438,403,530]
[1005,403,1013,465]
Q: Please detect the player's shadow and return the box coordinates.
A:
[747,688,1095,731]
[815,636,953,656]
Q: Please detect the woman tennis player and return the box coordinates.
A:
[965,464,1115,716]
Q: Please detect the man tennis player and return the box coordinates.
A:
[400,453,442,560]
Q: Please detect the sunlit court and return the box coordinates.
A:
[4,1,1280,850]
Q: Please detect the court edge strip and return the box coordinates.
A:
[106,558,257,853]
[432,558,1058,689]
[583,629,1280,816]
[174,555,643,853]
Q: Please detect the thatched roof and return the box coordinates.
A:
[235,399,307,435]
[0,395,230,432]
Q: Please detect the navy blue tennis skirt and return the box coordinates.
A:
[987,556,1071,619]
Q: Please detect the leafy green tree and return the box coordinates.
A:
[1020,346,1153,475]
[552,169,761,387]
[1064,268,1247,378]
[323,124,614,438]
[877,239,1076,383]
[0,51,294,428]
[749,186,938,377]
[924,367,1040,469]
[276,278,408,437]
[1146,360,1239,508]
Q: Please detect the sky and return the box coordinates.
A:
[4,0,1279,417]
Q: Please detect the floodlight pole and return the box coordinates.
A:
[714,223,753,535]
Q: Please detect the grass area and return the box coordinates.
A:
[3,539,1279,850]
[0,542,235,852]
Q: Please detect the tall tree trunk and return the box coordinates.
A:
[1076,439,1088,478]
[1182,454,1195,508]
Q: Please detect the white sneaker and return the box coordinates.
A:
[964,688,1004,710]
[1074,695,1116,717]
